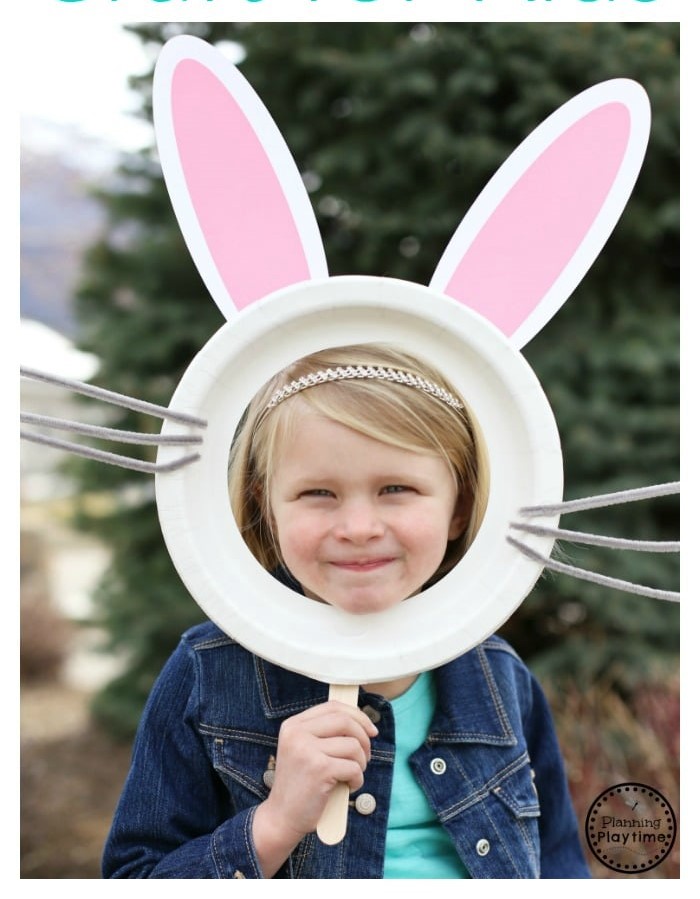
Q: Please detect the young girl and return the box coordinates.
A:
[102,343,589,879]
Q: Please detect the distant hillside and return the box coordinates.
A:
[20,132,112,338]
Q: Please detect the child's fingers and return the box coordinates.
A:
[318,755,367,794]
[279,709,375,761]
[297,738,368,795]
[288,700,378,737]
[296,700,379,734]
[315,735,371,772]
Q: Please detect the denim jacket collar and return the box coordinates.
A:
[255,641,517,747]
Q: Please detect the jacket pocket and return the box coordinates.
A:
[207,729,322,879]
[207,728,278,809]
[491,759,540,818]
[488,757,541,876]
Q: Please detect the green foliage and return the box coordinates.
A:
[73,22,678,735]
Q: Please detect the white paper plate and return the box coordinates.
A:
[155,276,562,684]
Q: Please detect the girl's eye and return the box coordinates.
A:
[300,488,334,498]
[381,485,412,495]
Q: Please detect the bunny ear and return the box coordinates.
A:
[153,36,328,318]
[429,80,651,349]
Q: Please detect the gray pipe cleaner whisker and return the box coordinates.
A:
[20,367,207,474]
[508,537,679,602]
[510,521,679,553]
[518,481,679,517]
[509,481,680,601]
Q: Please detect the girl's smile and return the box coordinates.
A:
[330,558,396,571]
[267,410,468,614]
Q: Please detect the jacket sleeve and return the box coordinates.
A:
[523,670,591,878]
[101,638,266,879]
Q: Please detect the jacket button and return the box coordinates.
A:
[354,793,377,815]
[263,755,276,788]
[476,838,490,856]
[430,757,447,775]
[361,704,381,725]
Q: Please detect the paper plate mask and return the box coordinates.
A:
[19,34,680,844]
[146,34,671,688]
[20,34,680,681]
[21,33,679,670]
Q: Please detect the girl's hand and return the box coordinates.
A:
[251,701,378,877]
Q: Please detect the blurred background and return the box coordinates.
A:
[20,21,679,879]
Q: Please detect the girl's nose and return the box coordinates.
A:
[333,500,384,543]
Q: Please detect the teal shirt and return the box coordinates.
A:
[383,672,470,879]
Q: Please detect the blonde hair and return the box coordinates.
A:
[229,344,489,583]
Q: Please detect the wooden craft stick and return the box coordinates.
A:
[316,684,360,845]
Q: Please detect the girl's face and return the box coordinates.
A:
[267,410,468,615]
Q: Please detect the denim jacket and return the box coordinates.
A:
[102,620,590,879]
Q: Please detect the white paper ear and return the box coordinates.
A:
[429,80,651,349]
[153,35,328,319]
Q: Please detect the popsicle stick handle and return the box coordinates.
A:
[315,683,360,845]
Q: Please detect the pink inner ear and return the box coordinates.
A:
[172,61,313,309]
[444,104,631,338]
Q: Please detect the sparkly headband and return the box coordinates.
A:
[266,365,465,410]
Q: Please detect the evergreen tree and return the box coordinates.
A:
[72,22,679,736]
